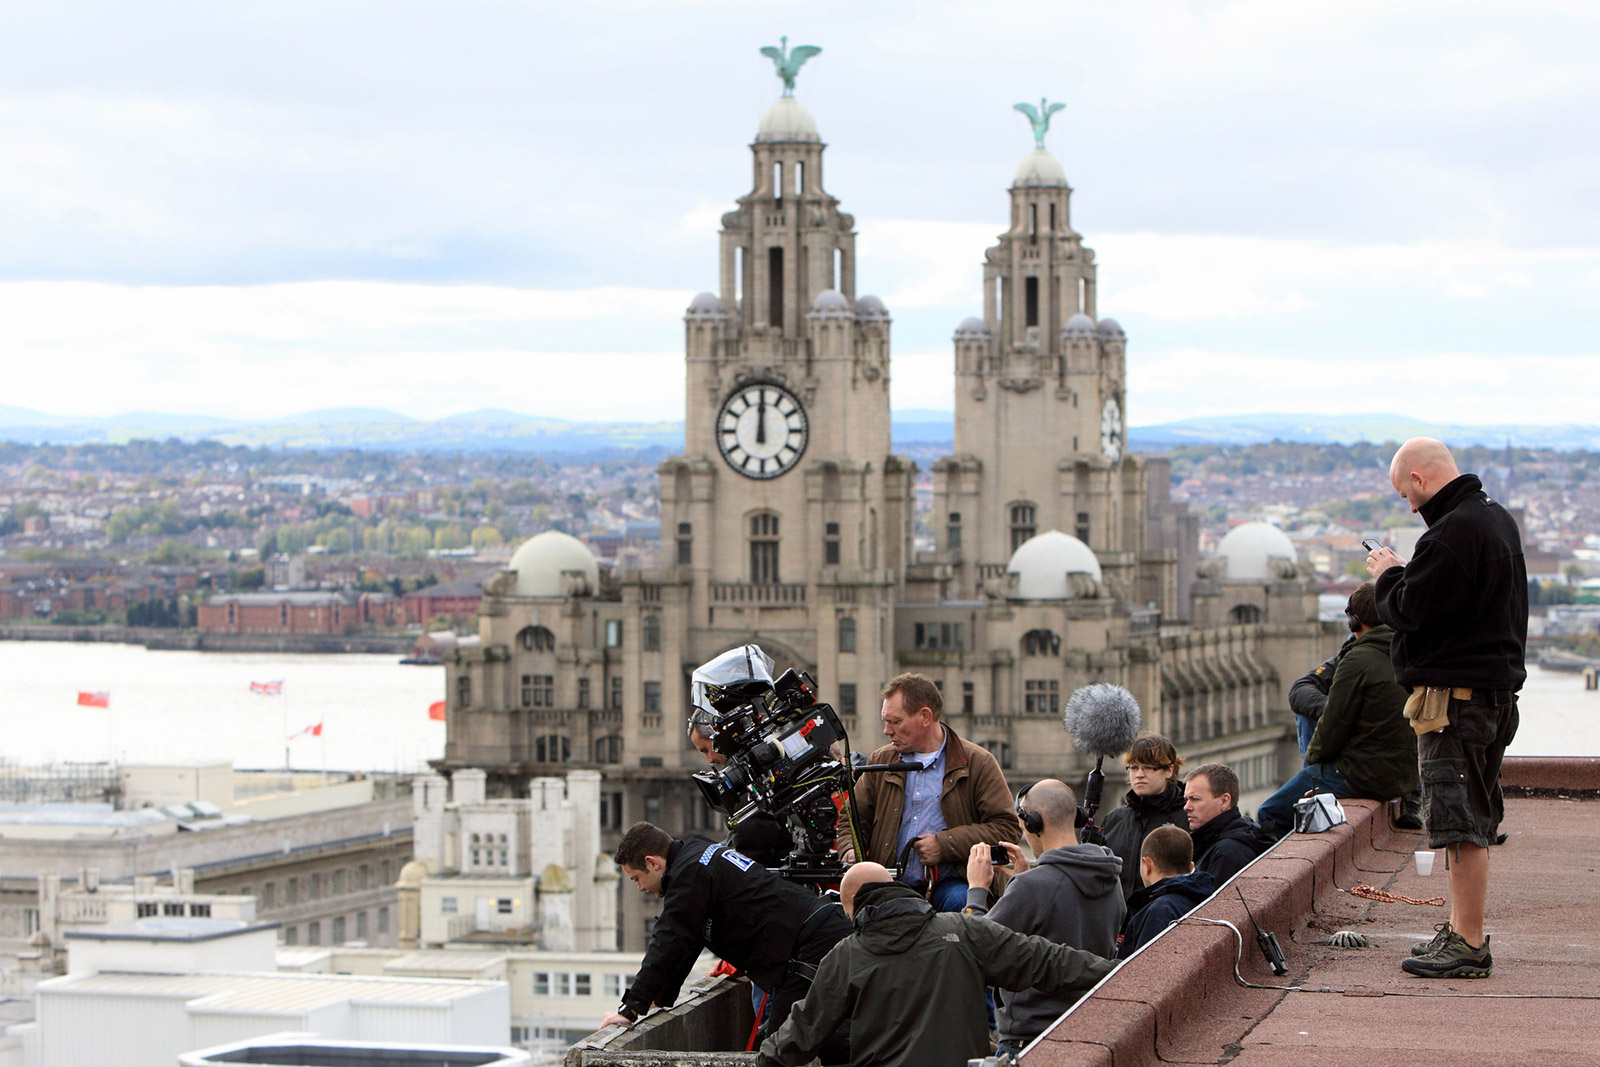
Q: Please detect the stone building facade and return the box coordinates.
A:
[437,84,1341,949]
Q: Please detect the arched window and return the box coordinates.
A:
[750,512,780,584]
[838,616,857,654]
[1229,604,1263,625]
[1021,629,1061,656]
[536,735,571,763]
[520,625,556,652]
[594,735,623,764]
[1010,502,1037,552]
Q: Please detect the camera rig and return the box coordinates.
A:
[691,659,857,883]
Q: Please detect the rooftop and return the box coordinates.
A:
[1027,756,1600,1067]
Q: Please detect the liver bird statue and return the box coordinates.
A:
[1014,97,1066,149]
[761,36,822,96]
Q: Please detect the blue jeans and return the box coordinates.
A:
[928,875,969,913]
[1295,715,1316,759]
[1257,762,1353,838]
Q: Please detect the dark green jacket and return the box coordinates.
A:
[761,883,1113,1067]
[1306,625,1418,798]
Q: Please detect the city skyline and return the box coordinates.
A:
[1,1,1595,427]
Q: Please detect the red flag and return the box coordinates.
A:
[77,691,109,708]
[288,721,324,740]
[250,681,284,696]
[428,701,447,722]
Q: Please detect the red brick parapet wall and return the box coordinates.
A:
[1023,756,1597,1067]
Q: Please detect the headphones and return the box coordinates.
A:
[1016,782,1089,835]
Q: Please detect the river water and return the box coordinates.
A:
[0,641,1595,772]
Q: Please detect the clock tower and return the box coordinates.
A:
[932,101,1170,609]
[659,51,911,719]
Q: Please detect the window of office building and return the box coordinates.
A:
[1010,502,1037,552]
[749,512,780,584]
[838,616,856,653]
[1024,678,1060,715]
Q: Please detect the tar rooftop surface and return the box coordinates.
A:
[1026,758,1600,1067]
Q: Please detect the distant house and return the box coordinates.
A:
[404,576,487,626]
[197,590,397,635]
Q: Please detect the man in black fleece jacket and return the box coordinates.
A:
[1184,763,1273,884]
[1367,437,1526,980]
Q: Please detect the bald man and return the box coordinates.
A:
[1366,437,1526,980]
[964,779,1124,1054]
[761,860,1114,1067]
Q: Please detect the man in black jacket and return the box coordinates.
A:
[599,822,849,1060]
[1288,637,1352,757]
[1117,825,1215,958]
[1184,763,1273,884]
[1368,437,1526,979]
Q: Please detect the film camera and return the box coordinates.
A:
[689,644,853,877]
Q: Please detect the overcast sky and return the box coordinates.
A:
[2,0,1596,427]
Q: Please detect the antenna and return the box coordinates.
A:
[1236,887,1288,976]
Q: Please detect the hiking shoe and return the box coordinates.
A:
[1402,932,1492,978]
[1411,921,1453,957]
[1395,795,1424,830]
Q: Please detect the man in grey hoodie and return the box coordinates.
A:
[966,779,1125,1053]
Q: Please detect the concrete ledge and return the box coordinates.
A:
[1501,756,1600,794]
[1024,798,1398,1067]
[566,974,757,1067]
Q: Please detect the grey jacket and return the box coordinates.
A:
[761,882,1113,1067]
[965,844,1126,1043]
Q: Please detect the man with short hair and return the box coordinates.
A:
[838,672,1021,910]
[759,863,1114,1067]
[1368,437,1526,979]
[1184,763,1273,884]
[963,779,1124,1055]
[1256,582,1418,838]
[599,822,848,1061]
[1116,824,1215,958]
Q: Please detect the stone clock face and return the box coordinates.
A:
[717,382,809,479]
[1100,397,1124,462]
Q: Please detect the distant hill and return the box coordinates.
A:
[1,405,1596,453]
[1128,413,1600,451]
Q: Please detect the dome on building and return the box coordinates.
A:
[809,288,851,316]
[756,96,820,143]
[508,530,599,598]
[1013,148,1067,188]
[1216,522,1298,581]
[685,292,728,319]
[1007,530,1103,599]
[1097,317,1124,338]
[1062,312,1097,339]
[397,859,429,887]
[954,316,990,338]
[855,294,891,321]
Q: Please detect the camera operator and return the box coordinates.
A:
[600,821,850,1063]
[837,672,1021,911]
[689,710,795,867]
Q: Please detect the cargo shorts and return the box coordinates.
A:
[1417,689,1519,849]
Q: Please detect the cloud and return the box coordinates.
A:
[1130,348,1600,425]
[1,281,692,421]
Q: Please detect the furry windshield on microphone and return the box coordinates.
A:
[1061,683,1142,758]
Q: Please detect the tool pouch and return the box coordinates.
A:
[1403,686,1461,736]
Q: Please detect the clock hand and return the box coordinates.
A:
[755,393,767,445]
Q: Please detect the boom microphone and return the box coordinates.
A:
[1061,684,1143,825]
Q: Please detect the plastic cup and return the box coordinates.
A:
[1414,850,1435,876]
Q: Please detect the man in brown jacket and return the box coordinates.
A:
[837,673,1021,910]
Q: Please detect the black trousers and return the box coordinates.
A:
[762,903,852,1065]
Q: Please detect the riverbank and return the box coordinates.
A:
[0,623,414,654]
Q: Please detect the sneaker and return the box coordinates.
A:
[1411,921,1453,957]
[1402,932,1492,978]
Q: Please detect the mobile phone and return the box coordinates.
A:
[1361,538,1383,552]
[989,844,1011,867]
